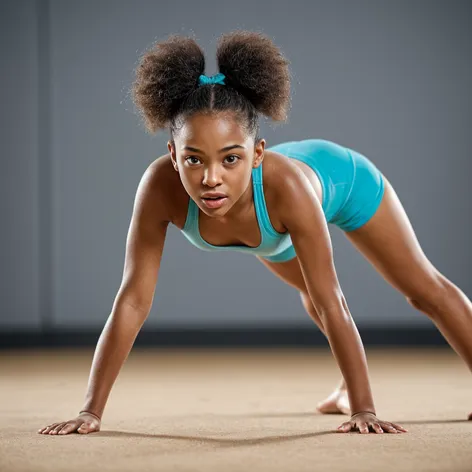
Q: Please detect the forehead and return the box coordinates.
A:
[177,113,249,147]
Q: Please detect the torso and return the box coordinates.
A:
[156,150,323,248]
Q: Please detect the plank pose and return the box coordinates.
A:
[39,31,472,436]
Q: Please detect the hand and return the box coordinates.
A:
[468,412,472,421]
[37,411,101,436]
[337,411,407,434]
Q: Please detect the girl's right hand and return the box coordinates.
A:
[37,412,101,435]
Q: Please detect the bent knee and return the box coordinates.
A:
[300,291,319,317]
[300,291,312,311]
[405,274,453,316]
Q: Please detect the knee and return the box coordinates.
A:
[405,274,452,318]
[300,291,321,319]
[300,291,313,313]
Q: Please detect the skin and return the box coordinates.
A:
[38,111,472,436]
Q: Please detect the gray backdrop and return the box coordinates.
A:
[1,0,471,333]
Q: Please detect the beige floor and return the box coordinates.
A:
[1,348,472,472]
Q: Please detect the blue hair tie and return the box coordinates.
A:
[198,73,226,86]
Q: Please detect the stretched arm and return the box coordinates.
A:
[81,160,170,419]
[39,158,171,435]
[275,161,406,433]
[277,168,375,415]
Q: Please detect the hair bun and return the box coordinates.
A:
[133,35,205,133]
[216,31,291,121]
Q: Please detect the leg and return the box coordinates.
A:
[256,255,324,330]
[257,255,350,414]
[344,177,472,382]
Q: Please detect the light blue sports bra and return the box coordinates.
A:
[180,161,295,260]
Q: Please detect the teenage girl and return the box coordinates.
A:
[38,31,472,436]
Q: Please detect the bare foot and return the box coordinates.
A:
[316,388,350,415]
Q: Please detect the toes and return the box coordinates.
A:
[317,391,350,415]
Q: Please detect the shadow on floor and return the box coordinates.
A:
[94,429,336,446]
[91,418,469,444]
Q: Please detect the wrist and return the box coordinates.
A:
[79,410,101,421]
[351,410,376,417]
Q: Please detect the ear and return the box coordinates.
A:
[253,138,266,168]
[167,141,179,172]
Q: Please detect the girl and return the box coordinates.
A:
[39,31,471,436]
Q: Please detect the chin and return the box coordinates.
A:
[201,206,229,217]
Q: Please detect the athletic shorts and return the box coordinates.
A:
[263,139,385,262]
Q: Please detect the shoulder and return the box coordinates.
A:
[262,149,324,231]
[145,153,177,189]
[136,153,187,224]
[262,149,315,205]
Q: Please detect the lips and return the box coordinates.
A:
[201,192,227,199]
[200,194,228,209]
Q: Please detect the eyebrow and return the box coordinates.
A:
[182,144,246,153]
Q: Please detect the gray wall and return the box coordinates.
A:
[1,0,471,332]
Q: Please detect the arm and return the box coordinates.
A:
[80,159,171,419]
[276,164,375,415]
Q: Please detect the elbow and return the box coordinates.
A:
[115,287,153,318]
[113,296,152,327]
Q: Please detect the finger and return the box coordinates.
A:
[40,423,58,434]
[57,423,73,435]
[381,423,398,434]
[391,423,408,432]
[372,423,384,434]
[59,422,79,435]
[43,423,60,435]
[78,422,93,434]
[50,423,65,435]
[337,422,352,433]
[358,422,370,434]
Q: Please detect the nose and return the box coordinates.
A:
[202,165,222,187]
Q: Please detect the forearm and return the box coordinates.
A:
[81,301,148,418]
[320,299,375,414]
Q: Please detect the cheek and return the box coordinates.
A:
[176,170,198,197]
[231,169,252,193]
[179,167,200,186]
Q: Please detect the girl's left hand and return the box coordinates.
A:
[337,412,408,434]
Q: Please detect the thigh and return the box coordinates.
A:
[343,176,444,299]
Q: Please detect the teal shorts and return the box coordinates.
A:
[264,139,385,262]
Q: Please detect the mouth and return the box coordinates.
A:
[201,195,228,209]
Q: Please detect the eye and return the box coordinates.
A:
[224,155,240,164]
[185,156,201,166]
